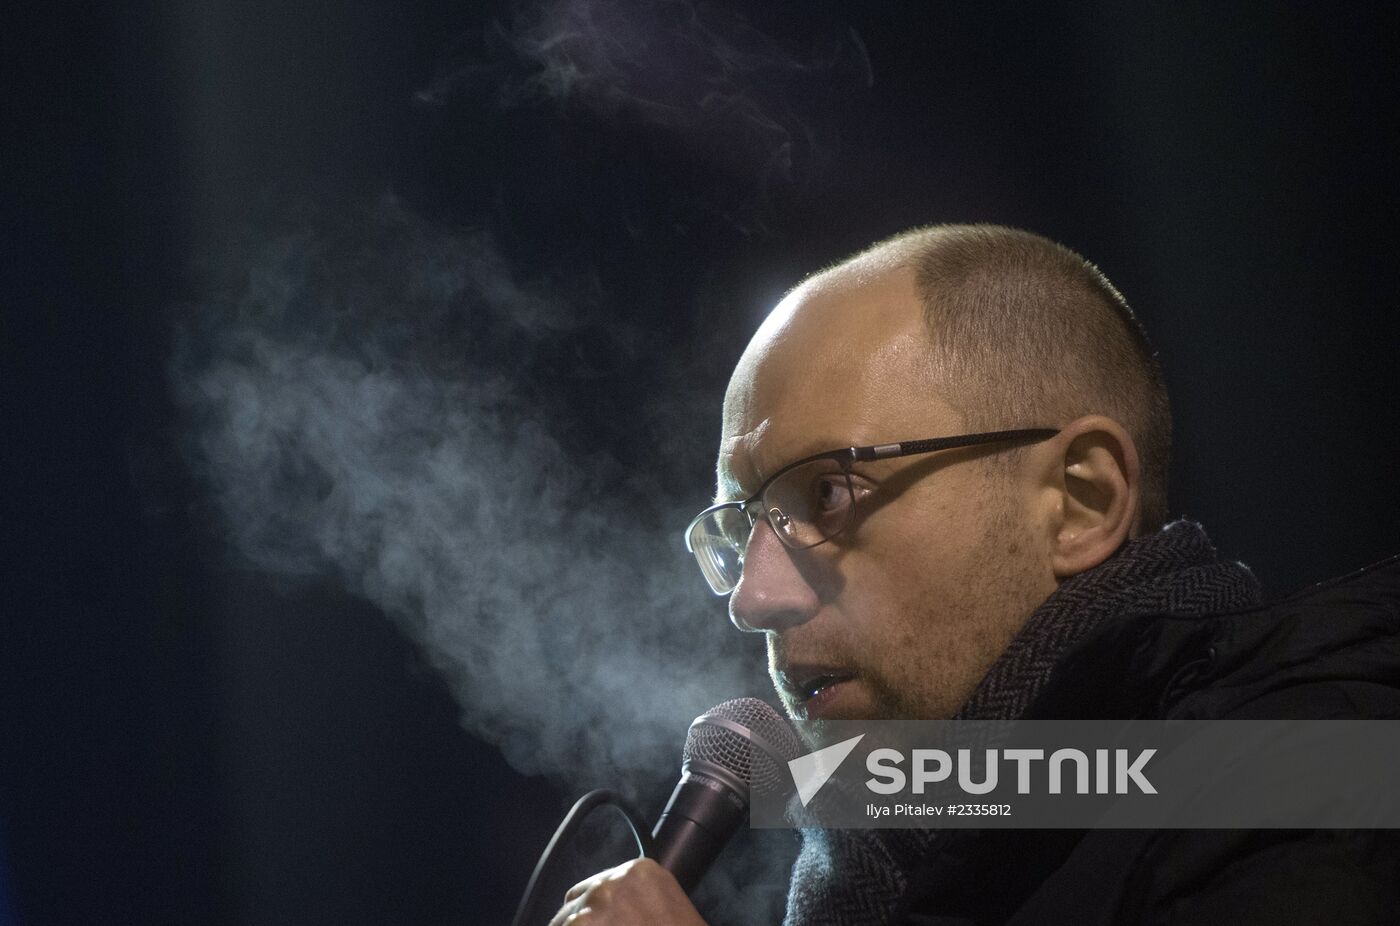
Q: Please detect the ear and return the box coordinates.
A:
[1043,415,1142,578]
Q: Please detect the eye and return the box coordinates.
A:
[762,461,860,547]
[811,474,853,515]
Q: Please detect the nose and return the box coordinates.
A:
[728,518,821,633]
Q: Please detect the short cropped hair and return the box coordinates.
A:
[860,224,1172,530]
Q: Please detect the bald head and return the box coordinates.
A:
[721,251,957,503]
[783,224,1173,529]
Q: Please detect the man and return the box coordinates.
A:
[550,225,1400,925]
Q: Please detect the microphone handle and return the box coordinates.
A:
[650,767,749,894]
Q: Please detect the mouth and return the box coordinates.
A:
[779,666,857,720]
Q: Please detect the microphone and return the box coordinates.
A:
[651,698,800,893]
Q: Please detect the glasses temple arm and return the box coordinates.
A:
[853,428,1061,461]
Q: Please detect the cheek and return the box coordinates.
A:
[837,482,986,621]
[857,483,989,590]
[838,533,971,666]
[840,481,1028,714]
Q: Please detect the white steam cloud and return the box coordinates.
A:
[171,197,796,921]
[171,198,769,789]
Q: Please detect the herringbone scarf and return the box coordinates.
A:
[782,520,1263,926]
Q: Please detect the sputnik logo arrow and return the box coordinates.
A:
[787,734,866,806]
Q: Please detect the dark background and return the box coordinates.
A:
[4,2,1398,925]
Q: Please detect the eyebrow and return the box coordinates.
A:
[717,434,862,502]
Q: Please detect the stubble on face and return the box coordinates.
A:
[855,473,1046,722]
[767,462,1049,741]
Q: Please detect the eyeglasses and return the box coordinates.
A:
[683,428,1060,595]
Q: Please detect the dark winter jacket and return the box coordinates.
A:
[899,553,1400,925]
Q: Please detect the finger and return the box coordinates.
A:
[547,897,583,926]
[564,876,595,902]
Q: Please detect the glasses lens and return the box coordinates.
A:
[687,506,751,594]
[763,459,855,550]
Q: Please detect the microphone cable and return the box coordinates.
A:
[509,789,655,926]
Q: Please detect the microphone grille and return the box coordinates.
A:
[682,698,800,798]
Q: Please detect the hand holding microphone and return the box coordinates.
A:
[547,857,702,926]
[529,698,799,926]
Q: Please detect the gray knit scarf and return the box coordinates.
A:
[782,520,1263,926]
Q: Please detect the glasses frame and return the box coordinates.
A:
[684,427,1061,594]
